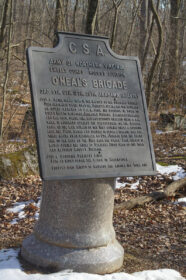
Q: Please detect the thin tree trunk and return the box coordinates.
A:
[110,0,122,49]
[0,0,10,50]
[0,0,13,141]
[54,0,66,32]
[72,0,79,32]
[110,5,118,49]
[21,0,32,82]
[85,0,98,34]
[169,0,181,83]
[145,0,163,108]
[139,0,148,63]
[141,17,154,72]
[123,0,142,54]
[141,0,160,72]
[53,0,66,46]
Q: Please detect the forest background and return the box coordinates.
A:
[0,0,185,142]
[0,1,186,277]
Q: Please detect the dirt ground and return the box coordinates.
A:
[0,129,185,276]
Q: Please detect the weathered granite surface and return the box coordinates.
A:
[21,178,124,274]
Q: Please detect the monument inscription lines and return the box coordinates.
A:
[28,33,156,179]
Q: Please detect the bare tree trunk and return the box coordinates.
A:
[64,0,69,31]
[169,0,181,84]
[21,0,32,82]
[123,0,142,54]
[54,0,66,32]
[110,0,122,49]
[145,0,163,108]
[85,0,98,34]
[139,0,148,63]
[141,0,161,72]
[179,0,186,64]
[0,0,9,50]
[72,0,79,32]
[0,0,13,141]
[53,0,66,46]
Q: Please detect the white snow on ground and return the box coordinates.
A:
[177,197,186,203]
[6,199,41,224]
[155,129,163,134]
[116,163,186,189]
[0,249,185,280]
[156,164,186,180]
[155,129,185,135]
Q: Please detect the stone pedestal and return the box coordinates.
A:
[21,178,124,274]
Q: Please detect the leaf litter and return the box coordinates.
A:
[0,131,185,276]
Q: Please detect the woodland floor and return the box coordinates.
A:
[0,128,185,277]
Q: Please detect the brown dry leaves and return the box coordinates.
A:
[0,176,41,249]
[0,130,185,275]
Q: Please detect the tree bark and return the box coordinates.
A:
[169,0,181,83]
[72,0,79,32]
[139,0,148,64]
[85,0,98,35]
[145,0,163,108]
[0,0,13,141]
[110,0,122,49]
[0,0,10,50]
[123,0,142,54]
[54,0,66,32]
[53,0,66,46]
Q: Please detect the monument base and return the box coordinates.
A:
[21,178,124,274]
[21,233,124,274]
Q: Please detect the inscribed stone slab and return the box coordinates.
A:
[27,32,156,180]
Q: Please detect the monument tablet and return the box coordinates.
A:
[27,32,156,180]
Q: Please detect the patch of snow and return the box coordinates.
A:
[177,197,186,203]
[10,218,19,225]
[172,168,186,181]
[116,164,186,189]
[133,269,184,280]
[174,197,186,206]
[115,177,139,190]
[34,212,39,220]
[156,164,186,180]
[19,103,29,107]
[130,180,140,190]
[7,201,34,214]
[156,130,163,134]
[18,211,26,219]
[0,249,185,280]
[8,139,27,143]
[7,199,41,224]
[115,181,128,189]
[7,202,27,214]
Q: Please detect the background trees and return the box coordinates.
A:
[0,0,185,141]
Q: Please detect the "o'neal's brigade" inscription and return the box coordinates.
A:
[27,32,156,180]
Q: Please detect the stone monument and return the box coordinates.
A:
[21,32,156,274]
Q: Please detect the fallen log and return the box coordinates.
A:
[115,178,186,210]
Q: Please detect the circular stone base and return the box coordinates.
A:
[21,234,124,274]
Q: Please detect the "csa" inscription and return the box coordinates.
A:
[69,42,104,56]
